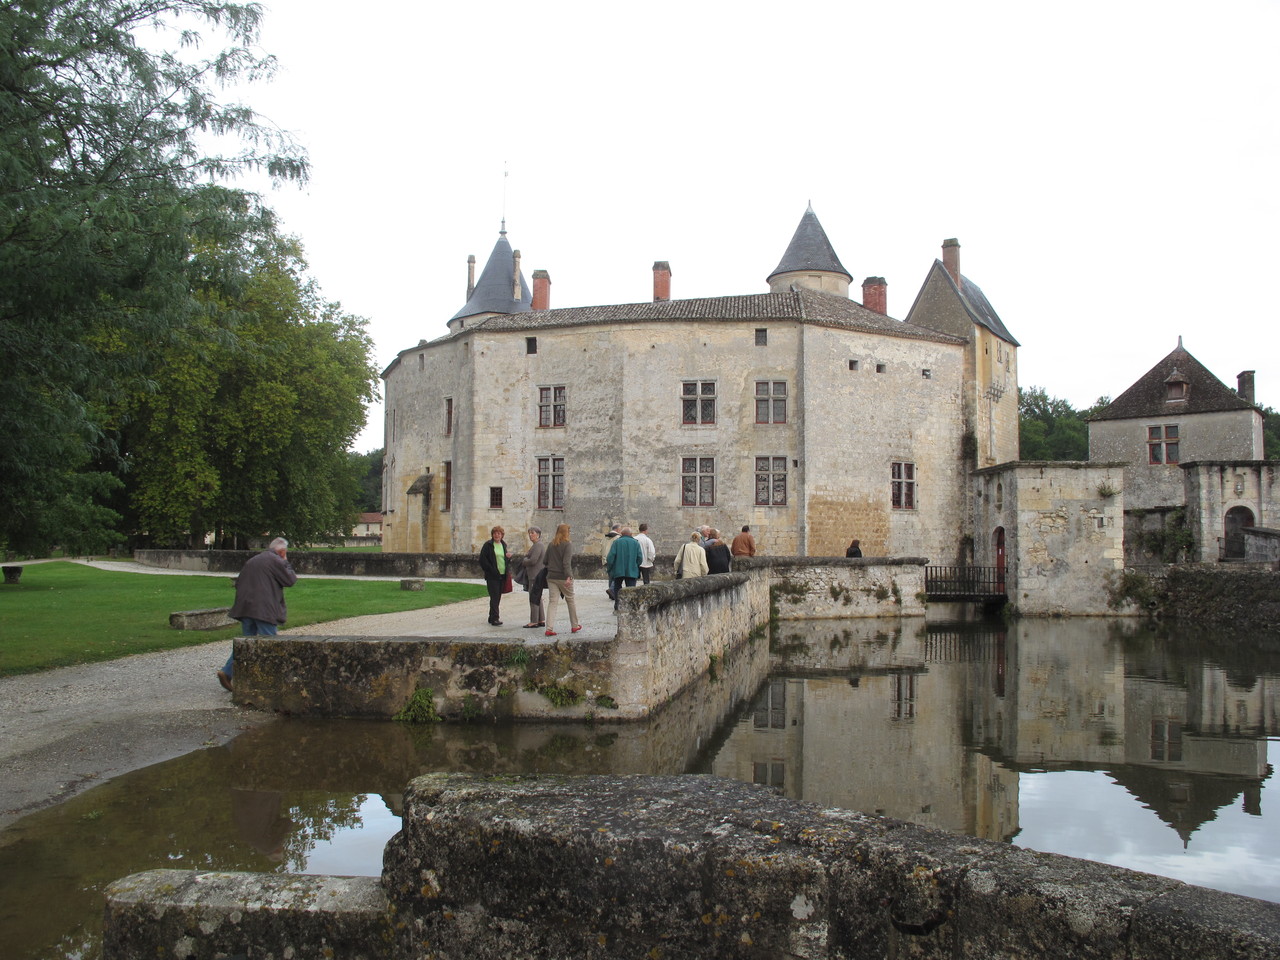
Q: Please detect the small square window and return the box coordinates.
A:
[876,363,886,374]
[849,360,860,371]
[489,486,503,509]
[526,337,538,355]
[921,369,931,379]
[755,328,768,346]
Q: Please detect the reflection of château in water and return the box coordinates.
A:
[710,618,1276,850]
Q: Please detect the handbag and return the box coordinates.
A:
[674,545,685,579]
[501,571,513,593]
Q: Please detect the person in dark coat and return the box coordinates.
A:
[605,526,642,611]
[478,525,509,626]
[846,539,863,558]
[704,529,733,574]
[220,537,297,691]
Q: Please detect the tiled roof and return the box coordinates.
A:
[358,512,383,524]
[465,287,964,344]
[1088,343,1255,421]
[958,274,1019,346]
[766,206,852,283]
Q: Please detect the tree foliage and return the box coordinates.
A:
[1263,405,1279,461]
[0,1,393,554]
[1018,387,1101,461]
[349,448,384,514]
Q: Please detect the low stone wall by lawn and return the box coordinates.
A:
[104,774,1280,960]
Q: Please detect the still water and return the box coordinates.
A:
[2,617,1277,959]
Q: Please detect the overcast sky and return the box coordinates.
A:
[220,0,1278,451]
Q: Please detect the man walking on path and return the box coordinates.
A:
[731,525,757,558]
[605,526,642,611]
[636,523,656,585]
[221,537,297,691]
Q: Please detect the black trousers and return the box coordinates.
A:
[486,576,504,623]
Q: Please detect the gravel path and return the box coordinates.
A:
[0,558,618,829]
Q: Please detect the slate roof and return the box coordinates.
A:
[450,231,533,321]
[454,287,963,345]
[1088,343,1256,421]
[766,205,852,283]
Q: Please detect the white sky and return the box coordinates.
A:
[220,0,1278,451]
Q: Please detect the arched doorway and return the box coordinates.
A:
[1223,506,1255,559]
[993,527,1006,593]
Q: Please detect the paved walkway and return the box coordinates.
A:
[0,559,623,829]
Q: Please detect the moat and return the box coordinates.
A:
[3,616,1277,959]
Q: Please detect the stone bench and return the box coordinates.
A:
[399,578,426,591]
[169,607,235,630]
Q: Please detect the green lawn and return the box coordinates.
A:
[0,562,486,676]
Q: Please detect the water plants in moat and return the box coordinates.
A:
[1,617,1277,959]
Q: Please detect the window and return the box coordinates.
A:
[538,385,566,427]
[752,761,785,788]
[891,461,916,509]
[755,328,768,346]
[681,381,716,425]
[754,381,787,423]
[849,359,860,371]
[755,456,787,505]
[537,457,565,509]
[891,674,917,721]
[418,353,424,371]
[1150,719,1183,762]
[443,461,452,511]
[489,486,503,509]
[1147,425,1179,464]
[681,457,715,506]
[921,368,931,379]
[875,363,886,373]
[526,336,538,355]
[445,398,453,436]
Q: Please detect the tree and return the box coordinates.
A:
[1262,405,1279,461]
[1018,386,1091,461]
[124,230,378,547]
[349,448,385,514]
[0,0,306,553]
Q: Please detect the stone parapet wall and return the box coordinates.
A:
[760,556,927,618]
[105,774,1280,960]
[1161,566,1280,634]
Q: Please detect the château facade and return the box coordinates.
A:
[382,208,1020,561]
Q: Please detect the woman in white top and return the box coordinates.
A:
[674,531,708,579]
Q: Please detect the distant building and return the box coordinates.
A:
[381,209,1020,563]
[1088,340,1274,561]
[353,512,383,539]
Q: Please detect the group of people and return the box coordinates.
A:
[478,524,585,635]
[672,524,755,579]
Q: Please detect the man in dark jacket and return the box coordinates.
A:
[605,527,642,611]
[219,537,298,691]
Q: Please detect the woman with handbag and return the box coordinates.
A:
[522,526,548,628]
[478,525,510,626]
[673,531,708,579]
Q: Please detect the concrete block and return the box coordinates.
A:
[168,607,234,630]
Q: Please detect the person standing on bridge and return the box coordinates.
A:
[543,523,582,636]
[846,539,862,558]
[220,537,297,692]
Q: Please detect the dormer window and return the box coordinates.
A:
[1164,369,1188,402]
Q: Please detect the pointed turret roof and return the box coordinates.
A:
[451,226,533,322]
[1089,341,1257,421]
[766,205,852,284]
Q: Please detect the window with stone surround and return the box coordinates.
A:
[681,456,715,506]
[681,381,716,425]
[444,397,453,436]
[489,486,503,509]
[755,456,787,505]
[755,328,768,346]
[891,461,916,509]
[755,381,787,423]
[443,461,452,511]
[1147,425,1179,464]
[538,385,566,427]
[537,456,565,510]
[1149,719,1183,761]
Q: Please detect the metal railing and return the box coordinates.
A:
[924,565,1007,599]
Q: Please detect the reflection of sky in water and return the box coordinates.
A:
[294,795,400,877]
[1016,755,1279,902]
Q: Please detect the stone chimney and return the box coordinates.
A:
[653,261,671,302]
[532,270,551,311]
[1238,370,1256,404]
[466,254,476,300]
[942,238,961,286]
[861,277,887,314]
[512,250,522,301]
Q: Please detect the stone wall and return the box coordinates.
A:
[972,462,1127,616]
[1245,527,1280,563]
[761,556,927,619]
[105,774,1280,960]
[1182,460,1280,562]
[1160,566,1280,634]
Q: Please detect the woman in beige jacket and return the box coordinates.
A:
[674,531,709,579]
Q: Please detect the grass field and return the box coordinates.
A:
[0,562,486,677]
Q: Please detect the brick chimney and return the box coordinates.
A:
[532,269,551,310]
[653,261,671,302]
[1238,370,1256,404]
[861,276,887,314]
[942,238,961,286]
